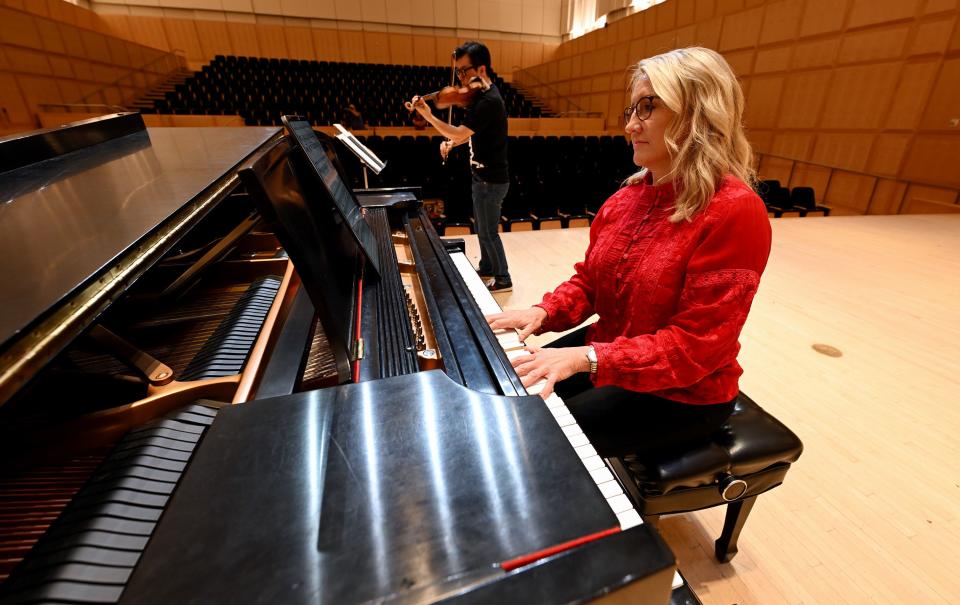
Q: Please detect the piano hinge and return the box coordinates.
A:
[353,338,365,361]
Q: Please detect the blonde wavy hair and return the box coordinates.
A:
[625,47,755,222]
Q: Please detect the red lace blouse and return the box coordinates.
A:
[535,174,771,404]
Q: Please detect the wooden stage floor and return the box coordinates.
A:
[454,213,960,605]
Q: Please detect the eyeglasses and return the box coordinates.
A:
[623,95,659,123]
[455,65,476,78]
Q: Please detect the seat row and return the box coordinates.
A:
[332,134,633,234]
[757,180,831,217]
[137,56,547,126]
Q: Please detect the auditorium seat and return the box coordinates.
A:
[609,392,803,562]
[790,186,831,216]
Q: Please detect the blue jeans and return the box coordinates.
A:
[472,174,510,281]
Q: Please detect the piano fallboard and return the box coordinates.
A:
[119,370,675,604]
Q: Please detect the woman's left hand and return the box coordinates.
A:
[511,345,590,400]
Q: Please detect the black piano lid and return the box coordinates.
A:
[120,370,652,605]
[0,125,280,350]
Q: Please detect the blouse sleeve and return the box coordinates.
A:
[591,193,772,392]
[533,196,614,333]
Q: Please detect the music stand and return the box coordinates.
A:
[333,123,385,188]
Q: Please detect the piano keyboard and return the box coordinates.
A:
[449,252,684,591]
[449,253,642,529]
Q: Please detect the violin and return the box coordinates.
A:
[405,78,488,111]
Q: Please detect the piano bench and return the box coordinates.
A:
[608,392,803,563]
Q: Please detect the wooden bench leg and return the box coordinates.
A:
[714,495,757,563]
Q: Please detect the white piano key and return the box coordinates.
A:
[573,443,597,460]
[581,455,606,472]
[606,494,635,514]
[554,412,577,427]
[567,432,591,448]
[589,467,615,485]
[526,380,546,395]
[617,509,644,530]
[543,393,566,409]
[561,423,583,438]
[596,479,624,499]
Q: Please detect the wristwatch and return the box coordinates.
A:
[585,346,598,376]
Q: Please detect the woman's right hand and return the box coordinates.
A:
[486,307,547,343]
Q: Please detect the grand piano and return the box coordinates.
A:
[0,113,683,604]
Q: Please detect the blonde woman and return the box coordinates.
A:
[486,47,771,458]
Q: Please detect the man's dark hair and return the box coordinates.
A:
[455,41,492,71]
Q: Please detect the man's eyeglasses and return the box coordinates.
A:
[455,65,476,78]
[623,96,659,123]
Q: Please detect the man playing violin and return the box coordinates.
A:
[407,41,512,293]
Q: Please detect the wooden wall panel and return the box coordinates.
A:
[0,71,31,123]
[754,46,792,74]
[789,163,831,193]
[256,24,289,58]
[17,74,62,110]
[0,7,43,49]
[847,0,922,29]
[800,0,848,38]
[906,17,953,56]
[918,57,960,130]
[362,31,390,64]
[228,22,261,58]
[791,37,840,69]
[900,184,960,213]
[866,134,910,176]
[388,33,414,65]
[777,70,831,129]
[811,133,875,172]
[885,60,939,130]
[337,30,365,62]
[196,20,233,60]
[757,155,794,183]
[35,17,65,54]
[837,25,909,64]
[718,6,763,51]
[744,75,783,129]
[759,0,802,44]
[411,35,434,65]
[819,63,900,129]
[162,18,203,62]
[900,136,960,187]
[57,22,85,57]
[5,47,52,75]
[312,28,341,61]
[121,17,171,54]
[771,132,815,160]
[824,172,876,212]
[867,180,907,214]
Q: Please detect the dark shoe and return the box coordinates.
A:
[485,278,512,293]
[476,266,493,279]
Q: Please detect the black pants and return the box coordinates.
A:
[546,327,736,459]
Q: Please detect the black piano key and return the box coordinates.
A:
[13,562,133,588]
[15,545,141,570]
[127,419,205,435]
[57,501,163,524]
[103,445,192,464]
[1,579,126,604]
[70,488,169,511]
[41,516,156,538]
[96,454,187,474]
